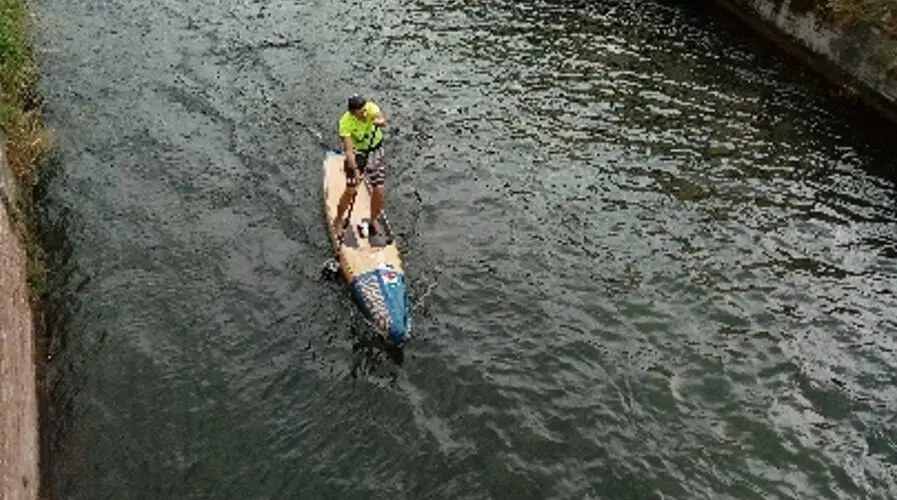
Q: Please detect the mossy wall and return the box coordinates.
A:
[715,0,897,123]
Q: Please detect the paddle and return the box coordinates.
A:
[333,124,383,242]
[319,124,381,278]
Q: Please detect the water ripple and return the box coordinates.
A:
[32,0,897,498]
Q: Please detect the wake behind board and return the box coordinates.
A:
[322,150,412,347]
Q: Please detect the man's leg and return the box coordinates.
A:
[333,159,359,234]
[371,185,385,232]
[334,187,356,231]
[367,149,387,235]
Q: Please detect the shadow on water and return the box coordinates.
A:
[32,148,89,499]
[691,0,897,176]
[350,332,405,381]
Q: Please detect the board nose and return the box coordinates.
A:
[381,271,412,347]
[388,312,411,347]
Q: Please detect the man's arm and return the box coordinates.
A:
[338,115,359,171]
[342,135,358,171]
[367,102,386,127]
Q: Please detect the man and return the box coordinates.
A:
[333,93,388,237]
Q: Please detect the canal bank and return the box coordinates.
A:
[1,0,52,497]
[0,158,39,499]
[711,0,897,125]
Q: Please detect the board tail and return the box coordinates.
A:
[350,266,412,347]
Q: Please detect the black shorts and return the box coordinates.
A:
[344,148,387,188]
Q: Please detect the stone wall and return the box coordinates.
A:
[713,0,897,124]
[0,136,39,499]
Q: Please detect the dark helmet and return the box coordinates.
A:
[347,94,366,111]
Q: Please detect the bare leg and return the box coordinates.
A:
[333,187,357,233]
[370,185,385,234]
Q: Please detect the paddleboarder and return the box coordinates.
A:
[332,93,389,237]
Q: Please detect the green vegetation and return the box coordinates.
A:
[826,0,897,33]
[1,0,51,303]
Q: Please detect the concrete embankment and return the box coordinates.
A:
[0,138,39,499]
[1,0,50,497]
[713,0,897,124]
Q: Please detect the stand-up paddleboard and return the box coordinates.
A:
[322,149,412,348]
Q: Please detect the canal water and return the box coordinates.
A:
[31,0,897,498]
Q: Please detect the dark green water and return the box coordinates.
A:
[32,0,897,498]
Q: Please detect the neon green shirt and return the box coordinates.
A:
[338,101,383,153]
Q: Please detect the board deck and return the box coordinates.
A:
[322,150,412,347]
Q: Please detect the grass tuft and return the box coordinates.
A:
[1,0,52,303]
